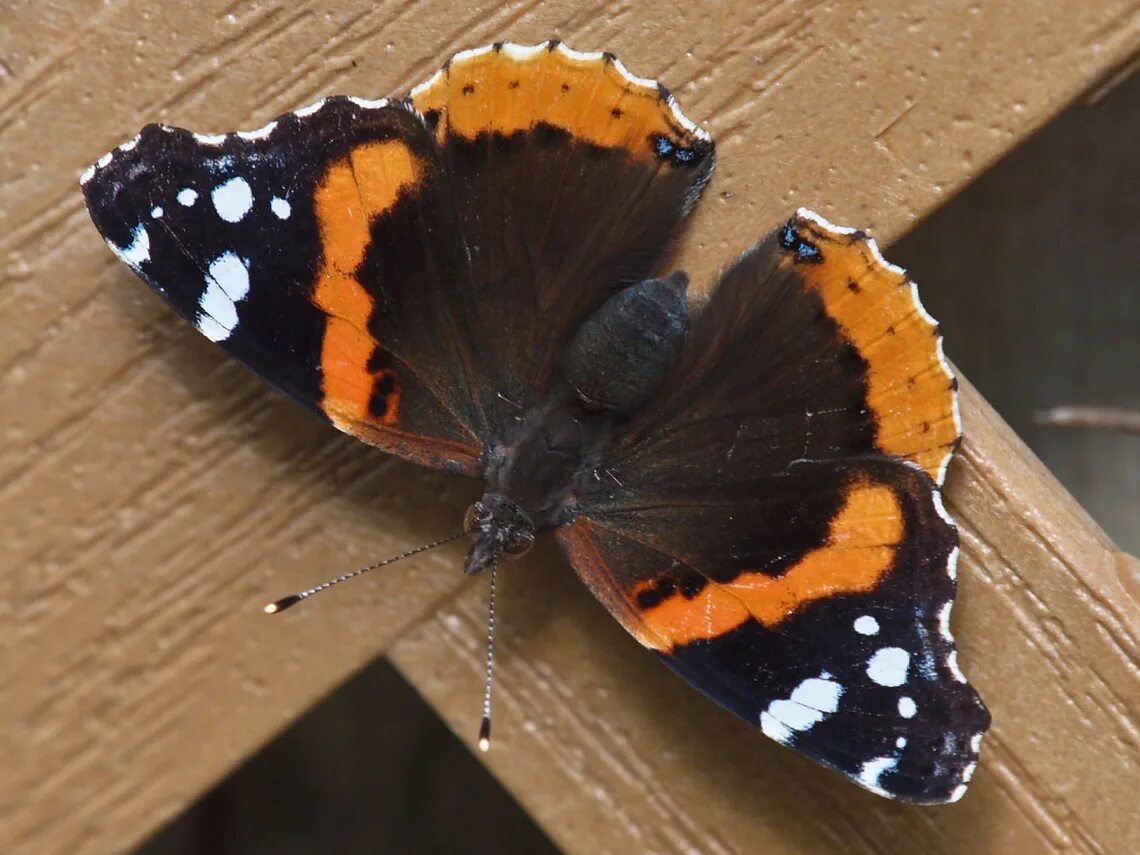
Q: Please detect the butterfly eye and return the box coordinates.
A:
[504,531,534,558]
[463,503,483,534]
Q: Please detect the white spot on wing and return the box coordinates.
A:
[195,252,250,342]
[555,43,603,64]
[898,696,917,718]
[760,712,793,744]
[909,280,939,326]
[150,206,164,219]
[119,133,141,152]
[409,68,444,100]
[948,783,968,803]
[108,224,150,268]
[608,55,657,90]
[500,43,545,62]
[199,279,239,331]
[943,343,963,461]
[866,235,907,277]
[348,96,388,109]
[867,647,910,687]
[946,650,967,683]
[294,98,327,118]
[970,733,983,753]
[761,674,843,740]
[197,313,232,343]
[270,197,291,219]
[854,615,880,636]
[194,132,228,146]
[792,676,843,713]
[212,176,254,223]
[237,120,278,141]
[80,164,97,185]
[451,44,496,65]
[795,207,858,236]
[937,601,954,642]
[96,151,113,168]
[896,736,907,749]
[207,252,251,301]
[177,188,198,206]
[858,757,899,794]
[930,489,959,581]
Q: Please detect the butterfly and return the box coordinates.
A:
[81,40,989,804]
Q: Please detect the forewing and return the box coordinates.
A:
[608,209,959,489]
[83,98,483,473]
[409,41,715,430]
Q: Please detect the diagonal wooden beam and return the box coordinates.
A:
[1,1,1136,852]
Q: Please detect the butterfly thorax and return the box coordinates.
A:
[465,390,595,574]
[464,273,692,574]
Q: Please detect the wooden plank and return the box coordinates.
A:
[0,1,1136,853]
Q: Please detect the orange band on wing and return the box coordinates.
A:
[636,581,750,652]
[313,141,424,427]
[635,481,904,650]
[788,212,959,484]
[410,42,707,163]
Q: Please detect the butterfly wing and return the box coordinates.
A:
[559,211,988,803]
[409,41,715,425]
[83,98,483,473]
[83,42,714,470]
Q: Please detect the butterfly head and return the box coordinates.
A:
[463,493,536,574]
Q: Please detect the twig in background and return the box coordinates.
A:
[1035,405,1140,435]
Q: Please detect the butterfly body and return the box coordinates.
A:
[564,271,690,417]
[82,40,989,804]
[470,269,693,570]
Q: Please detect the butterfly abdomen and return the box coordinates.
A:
[564,272,689,417]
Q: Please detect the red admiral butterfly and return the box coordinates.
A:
[82,41,989,803]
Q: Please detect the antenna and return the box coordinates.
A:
[263,532,464,614]
[478,559,499,752]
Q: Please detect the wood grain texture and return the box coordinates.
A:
[1,1,1137,853]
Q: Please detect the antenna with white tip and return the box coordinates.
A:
[263,532,464,614]
[478,559,499,752]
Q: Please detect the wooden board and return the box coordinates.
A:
[1,1,1137,852]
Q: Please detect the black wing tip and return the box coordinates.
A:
[897,737,988,804]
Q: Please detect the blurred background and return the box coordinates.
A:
[142,71,1138,854]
